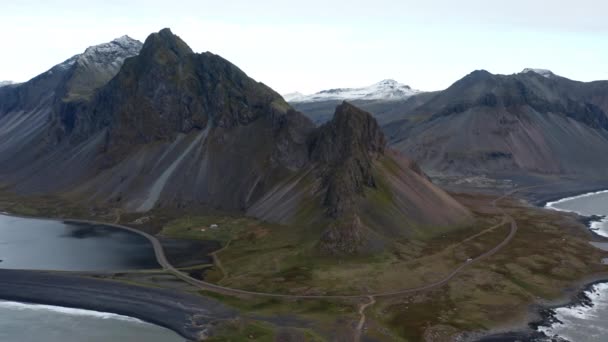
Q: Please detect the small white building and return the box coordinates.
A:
[210,224,219,229]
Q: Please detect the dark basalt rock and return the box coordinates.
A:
[309,102,387,254]
[0,28,471,257]
[309,101,386,217]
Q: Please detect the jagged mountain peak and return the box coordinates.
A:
[285,79,421,103]
[310,102,386,219]
[311,101,386,165]
[139,28,193,63]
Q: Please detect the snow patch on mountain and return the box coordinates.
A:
[286,79,422,103]
[46,36,143,77]
[76,35,143,70]
[521,68,556,78]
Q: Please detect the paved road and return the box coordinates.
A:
[53,185,526,300]
[6,184,544,300]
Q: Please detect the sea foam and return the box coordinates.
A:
[0,301,145,324]
[539,283,608,341]
[545,190,608,237]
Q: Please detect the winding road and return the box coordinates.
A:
[87,187,519,300]
[3,185,537,339]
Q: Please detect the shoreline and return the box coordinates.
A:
[475,275,608,342]
[476,186,608,341]
[0,269,236,341]
[528,184,608,208]
[1,185,608,341]
[0,211,238,340]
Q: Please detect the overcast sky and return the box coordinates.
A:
[2,0,608,94]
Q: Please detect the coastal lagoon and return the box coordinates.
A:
[0,214,181,341]
[0,214,158,271]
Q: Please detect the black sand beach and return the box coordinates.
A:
[0,269,237,341]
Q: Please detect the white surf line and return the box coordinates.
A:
[545,189,608,238]
[0,300,146,324]
[545,189,608,213]
[537,282,608,341]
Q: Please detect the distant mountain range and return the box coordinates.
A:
[0,81,14,87]
[285,79,421,102]
[3,27,608,252]
[286,80,431,125]
[291,68,608,187]
[0,28,470,255]
[386,69,608,183]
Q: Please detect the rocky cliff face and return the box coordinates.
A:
[303,102,470,254]
[309,102,385,217]
[0,29,471,255]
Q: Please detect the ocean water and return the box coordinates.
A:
[541,190,608,341]
[546,190,608,237]
[0,301,183,342]
[0,214,178,340]
[538,283,608,342]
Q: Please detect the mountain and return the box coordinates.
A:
[249,102,472,254]
[61,35,143,101]
[0,28,470,254]
[386,69,608,183]
[0,35,141,117]
[287,80,429,125]
[286,79,421,102]
[0,81,14,87]
[0,35,142,193]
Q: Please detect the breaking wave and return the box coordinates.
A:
[0,301,145,324]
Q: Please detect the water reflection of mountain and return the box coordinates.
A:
[60,223,116,239]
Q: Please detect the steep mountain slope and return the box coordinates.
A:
[0,36,142,116]
[2,29,313,213]
[249,102,472,254]
[387,69,608,181]
[0,29,471,254]
[0,35,142,192]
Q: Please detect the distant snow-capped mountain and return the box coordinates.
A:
[0,81,14,87]
[521,68,556,78]
[285,79,422,102]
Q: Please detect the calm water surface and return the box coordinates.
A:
[0,214,158,271]
[0,213,179,341]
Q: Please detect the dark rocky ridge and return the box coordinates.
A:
[309,102,387,253]
[0,28,471,254]
[301,102,471,254]
[388,69,608,181]
[309,102,386,217]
